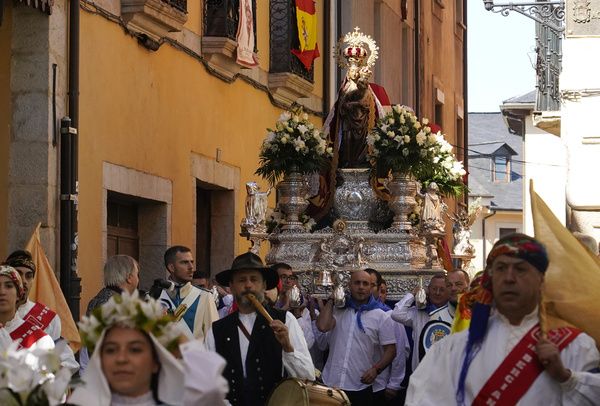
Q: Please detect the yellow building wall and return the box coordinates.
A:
[78,5,325,309]
[0,6,12,259]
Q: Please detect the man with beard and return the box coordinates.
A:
[205,252,315,406]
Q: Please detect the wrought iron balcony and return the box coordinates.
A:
[161,0,187,13]
[270,0,314,83]
[204,0,257,51]
[535,19,562,111]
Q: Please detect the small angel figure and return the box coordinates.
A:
[242,182,271,232]
[420,182,446,233]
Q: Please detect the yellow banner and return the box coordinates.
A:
[25,223,82,351]
[531,181,600,345]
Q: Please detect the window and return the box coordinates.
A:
[435,102,444,129]
[499,227,517,238]
[456,116,464,162]
[493,156,510,182]
[270,0,315,82]
[107,195,139,260]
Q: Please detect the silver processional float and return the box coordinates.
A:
[240,28,478,302]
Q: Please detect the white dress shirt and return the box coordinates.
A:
[205,311,315,381]
[374,309,410,392]
[295,308,315,350]
[322,307,396,391]
[406,308,600,405]
[391,293,448,372]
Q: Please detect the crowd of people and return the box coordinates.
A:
[0,233,598,405]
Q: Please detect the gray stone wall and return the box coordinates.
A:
[7,1,67,269]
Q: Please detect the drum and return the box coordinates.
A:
[267,379,350,406]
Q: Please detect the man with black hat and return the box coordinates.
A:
[205,252,315,406]
[406,233,600,405]
[4,250,61,340]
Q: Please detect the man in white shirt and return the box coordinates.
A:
[407,233,600,405]
[317,270,396,405]
[391,273,449,372]
[205,252,315,406]
[365,268,410,404]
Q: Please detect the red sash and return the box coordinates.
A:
[24,302,56,331]
[9,319,48,349]
[473,324,581,406]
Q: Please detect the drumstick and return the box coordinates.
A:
[246,293,274,323]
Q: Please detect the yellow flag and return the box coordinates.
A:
[25,223,81,351]
[530,181,600,345]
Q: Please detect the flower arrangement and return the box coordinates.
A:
[0,342,72,405]
[255,107,333,186]
[79,291,182,355]
[367,105,467,197]
[266,208,316,233]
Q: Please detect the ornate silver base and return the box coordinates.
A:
[266,220,443,300]
[258,167,446,300]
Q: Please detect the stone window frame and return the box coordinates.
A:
[102,162,173,290]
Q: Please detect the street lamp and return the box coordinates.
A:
[482,0,565,33]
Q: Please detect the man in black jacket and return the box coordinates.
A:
[204,252,315,406]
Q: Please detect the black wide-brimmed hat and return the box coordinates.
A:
[215,252,279,290]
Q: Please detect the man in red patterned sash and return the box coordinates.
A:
[4,250,61,340]
[406,234,600,405]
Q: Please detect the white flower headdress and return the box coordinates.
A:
[78,290,182,354]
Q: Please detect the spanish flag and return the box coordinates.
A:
[531,181,600,345]
[291,0,320,70]
[25,223,81,351]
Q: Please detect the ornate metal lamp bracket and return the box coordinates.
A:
[483,1,565,34]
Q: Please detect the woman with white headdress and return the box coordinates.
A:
[69,291,228,406]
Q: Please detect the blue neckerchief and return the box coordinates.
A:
[345,294,389,332]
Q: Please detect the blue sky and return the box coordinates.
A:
[468,2,536,112]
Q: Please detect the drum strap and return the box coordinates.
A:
[237,318,252,341]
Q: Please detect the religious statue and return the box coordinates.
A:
[241,181,271,233]
[420,182,446,233]
[307,27,388,222]
[447,200,482,256]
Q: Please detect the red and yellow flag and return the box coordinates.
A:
[25,223,81,351]
[530,181,600,345]
[291,0,320,70]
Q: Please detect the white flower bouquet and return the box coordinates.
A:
[0,342,72,405]
[79,290,182,355]
[255,107,333,186]
[367,105,466,197]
